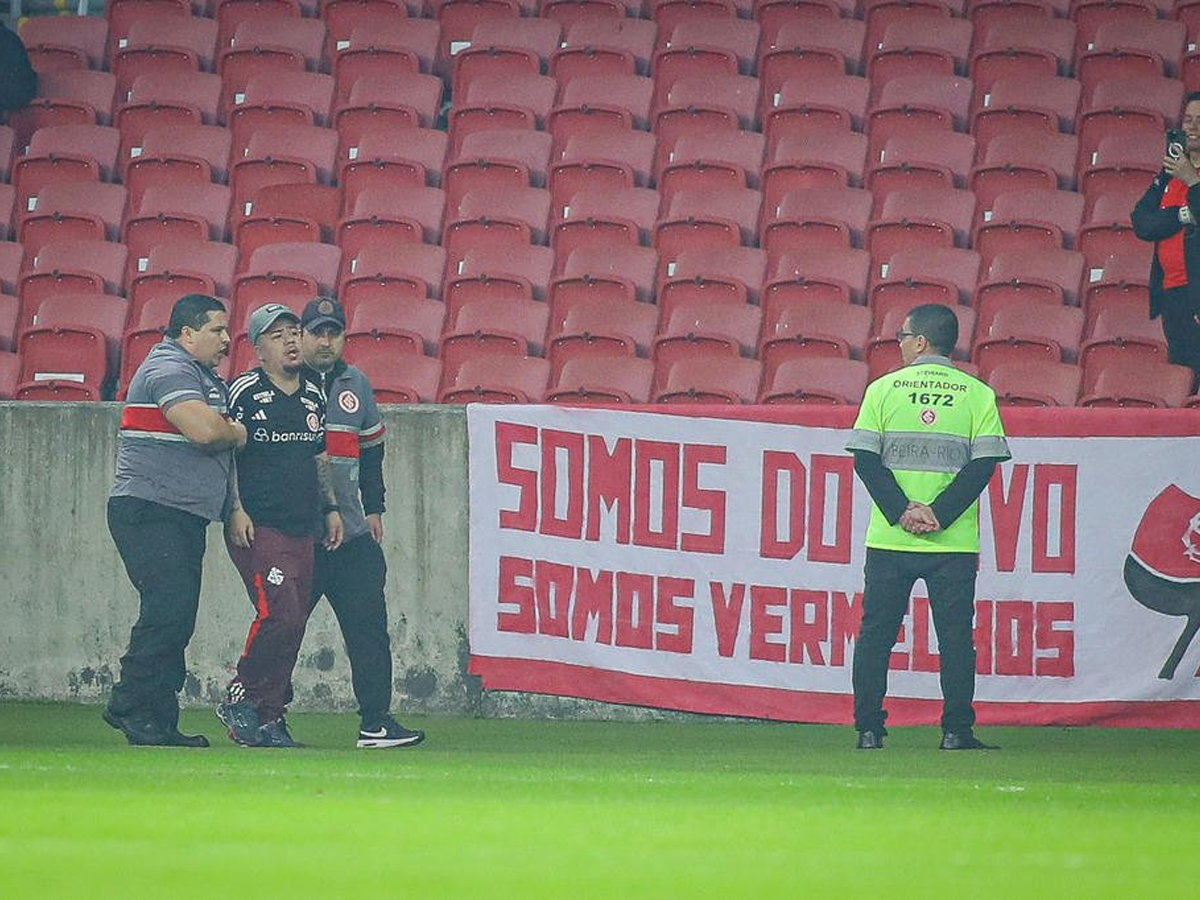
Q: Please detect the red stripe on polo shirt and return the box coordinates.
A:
[120,404,180,435]
[1159,179,1190,289]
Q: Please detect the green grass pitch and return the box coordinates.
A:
[1,702,1197,898]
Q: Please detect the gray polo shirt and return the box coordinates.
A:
[311,362,385,544]
[111,338,234,522]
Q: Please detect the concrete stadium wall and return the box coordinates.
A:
[0,402,489,716]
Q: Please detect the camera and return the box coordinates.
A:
[1167,128,1188,159]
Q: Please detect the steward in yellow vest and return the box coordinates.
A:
[844,303,1011,752]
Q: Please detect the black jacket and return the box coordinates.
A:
[1131,172,1200,320]
[0,22,37,112]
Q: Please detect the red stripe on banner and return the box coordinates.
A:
[120,405,180,435]
[468,656,1200,728]
[588,404,1200,438]
[325,430,360,458]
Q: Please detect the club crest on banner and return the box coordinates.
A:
[1125,485,1200,680]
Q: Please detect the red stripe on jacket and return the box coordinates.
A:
[325,430,360,458]
[1159,179,1190,289]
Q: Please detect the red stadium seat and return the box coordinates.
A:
[759,356,869,404]
[145,239,239,298]
[19,291,128,386]
[437,352,550,404]
[767,247,871,310]
[20,14,109,71]
[986,359,1082,406]
[546,355,655,404]
[765,72,870,139]
[653,355,762,403]
[343,243,446,300]
[973,301,1084,374]
[562,244,658,302]
[975,189,1085,263]
[1079,357,1193,408]
[762,186,873,259]
[29,239,128,298]
[346,293,446,357]
[351,347,442,403]
[760,300,871,382]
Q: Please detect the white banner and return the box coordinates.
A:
[468,404,1200,727]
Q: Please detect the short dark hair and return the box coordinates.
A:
[1187,92,1200,105]
[166,294,225,338]
[907,304,958,356]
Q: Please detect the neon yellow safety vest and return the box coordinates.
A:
[845,356,1011,553]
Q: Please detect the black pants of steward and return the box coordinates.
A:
[107,495,208,727]
[311,533,392,724]
[852,548,979,735]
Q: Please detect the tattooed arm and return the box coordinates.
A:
[316,452,344,551]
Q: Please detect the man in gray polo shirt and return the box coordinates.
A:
[104,294,247,747]
[301,297,425,749]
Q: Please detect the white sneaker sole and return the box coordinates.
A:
[356,734,425,749]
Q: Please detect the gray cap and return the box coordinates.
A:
[247,303,300,345]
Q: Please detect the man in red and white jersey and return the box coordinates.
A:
[105,294,246,747]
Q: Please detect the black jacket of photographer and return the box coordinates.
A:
[1131,172,1200,320]
[0,22,37,111]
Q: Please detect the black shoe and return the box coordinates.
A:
[104,708,208,747]
[357,715,425,749]
[104,707,168,745]
[216,699,262,746]
[256,717,304,748]
[163,728,210,748]
[856,729,884,750]
[940,730,998,750]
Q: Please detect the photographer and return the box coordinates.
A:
[1132,92,1200,378]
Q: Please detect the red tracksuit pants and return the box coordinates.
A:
[226,525,314,722]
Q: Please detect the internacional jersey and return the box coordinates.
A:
[845,355,1011,553]
[113,338,234,522]
[227,368,327,538]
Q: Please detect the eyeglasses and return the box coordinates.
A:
[895,330,919,342]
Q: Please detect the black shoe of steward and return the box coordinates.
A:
[163,728,210,747]
[357,715,426,749]
[256,717,304,748]
[856,729,884,750]
[217,699,262,746]
[940,730,998,750]
[104,707,167,745]
[104,708,209,747]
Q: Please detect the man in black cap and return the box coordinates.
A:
[300,297,425,749]
[217,303,343,748]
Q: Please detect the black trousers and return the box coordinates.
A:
[311,533,392,724]
[852,548,979,734]
[1160,286,1200,376]
[107,496,208,727]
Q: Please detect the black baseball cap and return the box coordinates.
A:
[301,297,346,332]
